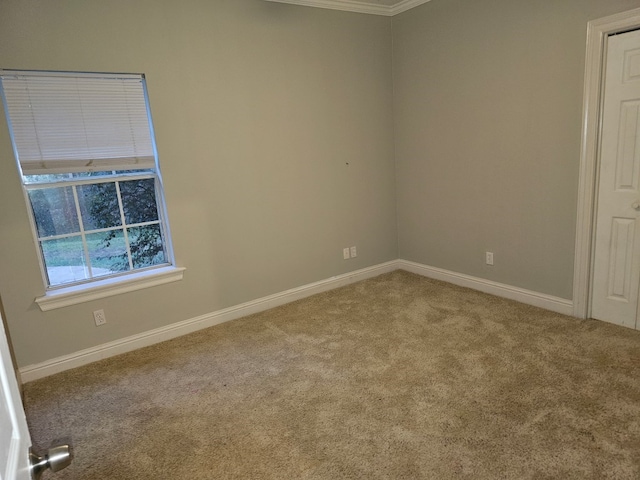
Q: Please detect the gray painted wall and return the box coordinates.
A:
[0,0,397,367]
[3,0,640,369]
[393,0,640,300]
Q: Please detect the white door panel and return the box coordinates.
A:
[0,304,73,479]
[592,30,640,329]
[0,304,31,480]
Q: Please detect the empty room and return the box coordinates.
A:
[1,0,640,478]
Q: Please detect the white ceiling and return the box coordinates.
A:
[264,0,432,16]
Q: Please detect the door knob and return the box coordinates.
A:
[633,201,640,210]
[30,445,72,479]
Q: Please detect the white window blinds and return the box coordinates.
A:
[0,71,156,175]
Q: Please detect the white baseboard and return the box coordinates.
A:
[20,259,574,382]
[397,260,574,316]
[19,261,398,383]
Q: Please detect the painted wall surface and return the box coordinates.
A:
[393,0,640,300]
[0,0,397,367]
[4,0,640,369]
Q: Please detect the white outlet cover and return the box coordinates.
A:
[93,309,107,326]
[485,252,494,265]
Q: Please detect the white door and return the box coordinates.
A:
[0,305,32,480]
[592,29,640,329]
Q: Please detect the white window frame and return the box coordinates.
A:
[0,70,183,310]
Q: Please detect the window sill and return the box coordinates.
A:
[35,266,186,311]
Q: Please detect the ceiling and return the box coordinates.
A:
[264,0,432,16]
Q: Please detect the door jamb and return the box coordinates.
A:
[573,7,640,318]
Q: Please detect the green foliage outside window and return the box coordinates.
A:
[27,171,166,285]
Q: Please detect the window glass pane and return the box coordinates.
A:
[28,187,79,237]
[71,171,117,179]
[23,173,73,184]
[41,236,88,286]
[128,224,166,269]
[77,182,122,231]
[86,230,129,276]
[23,170,155,185]
[114,169,154,175]
[120,178,159,224]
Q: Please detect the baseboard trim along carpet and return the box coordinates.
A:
[19,261,398,383]
[19,259,574,382]
[398,260,574,316]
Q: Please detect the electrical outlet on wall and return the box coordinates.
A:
[93,309,107,326]
[350,246,357,258]
[343,248,350,260]
[485,252,494,266]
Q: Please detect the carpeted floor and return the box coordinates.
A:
[24,270,640,479]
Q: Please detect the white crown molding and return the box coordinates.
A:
[264,0,391,16]
[390,0,431,16]
[263,0,431,17]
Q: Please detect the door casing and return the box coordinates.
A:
[574,6,640,319]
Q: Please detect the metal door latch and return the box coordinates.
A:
[29,445,72,480]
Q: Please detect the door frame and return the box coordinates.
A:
[574,7,640,319]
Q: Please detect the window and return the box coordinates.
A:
[0,70,175,291]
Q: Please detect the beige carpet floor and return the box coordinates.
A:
[24,270,640,479]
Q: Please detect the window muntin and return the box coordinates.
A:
[25,171,169,287]
[0,70,174,290]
